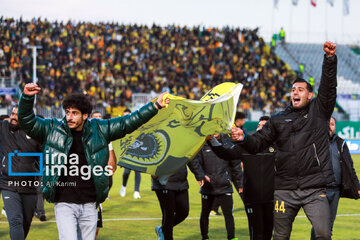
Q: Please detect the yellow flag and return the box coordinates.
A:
[113,82,243,176]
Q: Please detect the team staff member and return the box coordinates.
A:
[152,163,197,240]
[0,106,41,240]
[209,116,275,240]
[191,143,242,240]
[18,83,169,240]
[310,117,360,239]
[231,41,337,240]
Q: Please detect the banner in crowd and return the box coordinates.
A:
[113,82,243,176]
[0,87,17,95]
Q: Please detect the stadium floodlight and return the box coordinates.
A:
[27,46,42,84]
[27,45,42,106]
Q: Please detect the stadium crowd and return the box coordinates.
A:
[0,17,295,115]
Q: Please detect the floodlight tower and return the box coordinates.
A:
[27,46,42,105]
[27,45,42,84]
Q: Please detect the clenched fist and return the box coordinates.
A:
[24,83,41,96]
[324,41,336,58]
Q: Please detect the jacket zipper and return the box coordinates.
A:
[313,143,320,166]
[1,156,5,168]
[341,141,345,152]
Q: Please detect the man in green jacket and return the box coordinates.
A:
[18,83,169,240]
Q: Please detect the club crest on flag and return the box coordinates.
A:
[113,82,243,177]
[121,130,170,165]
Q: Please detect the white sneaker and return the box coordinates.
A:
[120,186,126,197]
[1,209,7,218]
[133,191,141,199]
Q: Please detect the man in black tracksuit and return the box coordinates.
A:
[0,106,41,240]
[152,165,194,240]
[238,143,274,240]
[209,116,275,240]
[310,116,360,239]
[231,41,337,240]
[190,143,243,240]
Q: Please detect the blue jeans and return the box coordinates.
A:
[1,190,37,240]
[54,202,98,240]
[310,188,340,239]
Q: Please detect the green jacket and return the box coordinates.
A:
[18,93,158,204]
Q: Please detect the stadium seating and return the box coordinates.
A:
[0,17,295,116]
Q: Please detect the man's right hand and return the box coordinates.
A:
[324,41,336,58]
[231,127,244,141]
[24,83,41,96]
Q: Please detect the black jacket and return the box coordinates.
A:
[0,121,41,193]
[190,143,243,195]
[209,135,274,205]
[151,165,190,191]
[335,136,360,199]
[241,55,337,190]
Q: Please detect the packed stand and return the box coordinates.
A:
[0,17,296,115]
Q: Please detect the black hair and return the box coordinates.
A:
[0,114,10,121]
[235,112,246,120]
[62,93,92,115]
[259,116,270,122]
[124,108,131,114]
[103,114,112,119]
[36,115,44,119]
[292,78,313,92]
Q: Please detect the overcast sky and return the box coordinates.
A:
[1,0,359,44]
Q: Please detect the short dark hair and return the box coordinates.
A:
[124,108,131,114]
[292,78,313,92]
[259,116,270,122]
[330,116,337,123]
[103,114,112,119]
[235,112,246,120]
[63,93,92,115]
[0,114,10,121]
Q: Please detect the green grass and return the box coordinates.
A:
[1,156,360,239]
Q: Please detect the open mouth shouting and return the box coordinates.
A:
[292,96,301,106]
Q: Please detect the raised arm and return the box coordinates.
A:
[100,92,170,141]
[316,41,337,119]
[18,83,52,143]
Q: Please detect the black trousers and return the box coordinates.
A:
[155,189,189,240]
[245,201,273,240]
[200,193,235,240]
[273,188,331,240]
[1,190,37,240]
